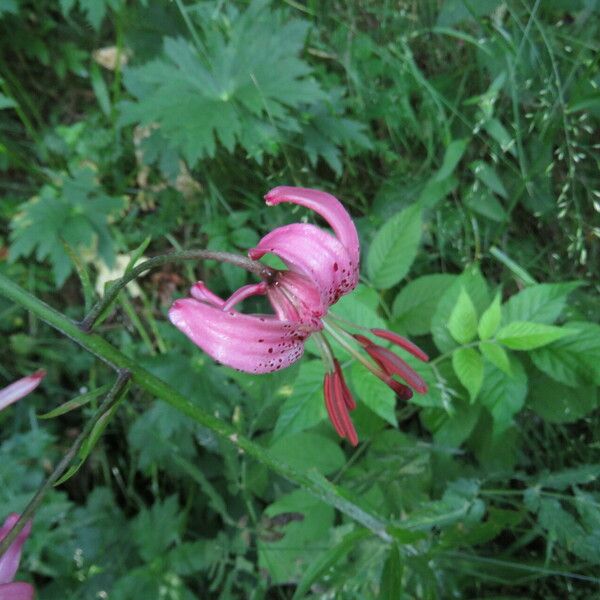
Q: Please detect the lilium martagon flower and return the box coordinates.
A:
[169,186,428,446]
[0,514,34,600]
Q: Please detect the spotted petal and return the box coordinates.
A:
[264,186,360,265]
[169,298,310,374]
[250,223,358,306]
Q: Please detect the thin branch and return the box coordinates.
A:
[0,370,131,557]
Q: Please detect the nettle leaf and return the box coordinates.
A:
[479,358,527,435]
[452,347,484,402]
[531,321,600,387]
[270,432,345,475]
[502,281,582,324]
[478,292,502,340]
[479,341,511,375]
[9,167,124,286]
[367,203,422,289]
[120,0,329,166]
[392,274,457,336]
[447,287,478,344]
[496,322,576,350]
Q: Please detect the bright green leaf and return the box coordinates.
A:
[447,287,478,344]
[496,322,576,350]
[452,347,484,402]
[479,341,511,375]
[367,204,422,289]
[478,292,502,340]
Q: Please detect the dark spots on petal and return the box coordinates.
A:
[258,339,264,343]
[333,262,339,272]
[268,348,273,353]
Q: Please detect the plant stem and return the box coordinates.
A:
[0,273,391,542]
[79,249,274,332]
[0,370,131,558]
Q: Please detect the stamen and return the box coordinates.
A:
[190,281,226,307]
[332,372,358,446]
[313,332,335,372]
[333,359,356,410]
[370,329,429,362]
[324,373,346,439]
[222,282,268,311]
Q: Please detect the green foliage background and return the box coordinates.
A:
[1,0,599,598]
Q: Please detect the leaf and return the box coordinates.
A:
[423,400,481,448]
[119,2,329,166]
[392,274,457,335]
[478,341,511,375]
[464,187,507,222]
[538,465,600,491]
[479,358,527,435]
[431,265,489,352]
[447,287,478,344]
[367,204,422,289]
[478,293,502,340]
[496,322,576,350]
[452,348,484,402]
[272,361,326,440]
[379,542,403,600]
[292,529,371,599]
[9,167,124,286]
[433,138,469,182]
[270,432,346,475]
[528,372,597,424]
[502,282,582,324]
[531,321,600,387]
[39,383,112,419]
[350,362,397,426]
[470,160,507,198]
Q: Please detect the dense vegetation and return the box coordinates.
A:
[1,1,599,598]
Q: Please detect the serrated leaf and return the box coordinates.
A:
[452,347,483,402]
[496,322,576,350]
[367,204,422,289]
[119,2,330,166]
[431,265,489,352]
[531,321,600,387]
[502,282,582,324]
[479,358,527,435]
[392,274,457,335]
[478,292,502,340]
[479,341,511,375]
[447,287,478,344]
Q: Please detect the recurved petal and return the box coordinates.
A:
[0,515,32,585]
[0,582,35,600]
[264,186,360,265]
[169,298,308,374]
[249,223,358,306]
[0,371,45,413]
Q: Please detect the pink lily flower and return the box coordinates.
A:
[0,514,34,600]
[0,371,46,413]
[169,186,428,446]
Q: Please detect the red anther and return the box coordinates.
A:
[371,328,429,362]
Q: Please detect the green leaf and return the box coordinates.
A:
[424,400,481,448]
[9,167,124,286]
[350,362,397,426]
[433,138,469,182]
[379,542,403,600]
[531,321,600,387]
[292,529,371,599]
[464,187,507,222]
[496,322,576,350]
[367,204,422,289]
[392,274,457,335]
[270,432,345,475]
[431,265,489,352]
[447,287,478,344]
[478,292,502,340]
[470,160,507,198]
[529,371,597,424]
[479,341,511,375]
[39,383,112,419]
[452,348,484,402]
[502,282,582,324]
[272,361,325,440]
[479,358,527,435]
[119,2,328,166]
[538,465,600,491]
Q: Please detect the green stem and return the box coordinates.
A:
[79,249,274,332]
[0,273,391,542]
[0,370,130,557]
